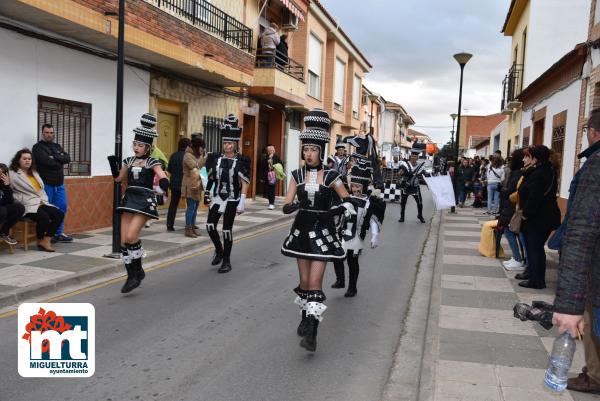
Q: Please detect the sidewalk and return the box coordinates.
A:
[0,197,290,310]
[422,206,594,401]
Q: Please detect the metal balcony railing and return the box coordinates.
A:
[255,49,305,82]
[501,64,523,111]
[148,0,253,53]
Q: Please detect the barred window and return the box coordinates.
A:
[38,96,92,176]
[203,116,224,152]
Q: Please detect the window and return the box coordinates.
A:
[334,58,345,111]
[308,33,322,99]
[286,110,302,130]
[203,115,224,152]
[352,75,360,119]
[186,0,213,23]
[38,96,91,176]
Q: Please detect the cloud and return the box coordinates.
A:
[319,0,512,145]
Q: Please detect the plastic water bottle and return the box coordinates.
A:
[544,331,576,392]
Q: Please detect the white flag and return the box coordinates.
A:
[424,175,456,210]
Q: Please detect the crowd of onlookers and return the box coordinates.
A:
[448,109,600,394]
[0,124,73,252]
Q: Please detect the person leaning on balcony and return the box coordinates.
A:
[181,135,206,238]
[0,163,25,246]
[9,149,64,252]
[276,34,288,68]
[260,22,280,66]
[32,123,73,244]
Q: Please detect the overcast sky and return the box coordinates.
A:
[320,0,511,145]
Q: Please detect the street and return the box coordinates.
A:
[0,192,432,401]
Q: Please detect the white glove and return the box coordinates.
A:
[371,233,379,249]
[236,194,246,214]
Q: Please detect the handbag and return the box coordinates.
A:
[508,170,555,234]
[267,170,277,185]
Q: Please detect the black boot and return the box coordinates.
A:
[211,251,223,266]
[418,215,426,223]
[331,260,345,288]
[398,212,405,223]
[297,310,309,337]
[345,259,359,297]
[128,242,145,281]
[218,257,232,273]
[133,257,145,281]
[300,315,319,352]
[121,264,141,293]
[417,204,425,223]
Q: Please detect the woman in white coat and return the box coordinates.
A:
[9,148,64,252]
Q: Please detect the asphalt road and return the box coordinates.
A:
[0,190,432,401]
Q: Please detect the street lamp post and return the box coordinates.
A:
[450,113,457,150]
[367,93,383,188]
[107,0,126,258]
[451,52,472,213]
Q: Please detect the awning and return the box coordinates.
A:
[279,0,305,21]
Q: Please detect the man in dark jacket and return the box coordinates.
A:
[32,124,72,243]
[166,137,191,231]
[553,109,600,394]
[0,163,25,245]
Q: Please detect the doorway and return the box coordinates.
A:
[533,118,545,145]
[157,112,179,159]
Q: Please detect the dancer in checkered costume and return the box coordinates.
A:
[281,108,358,352]
[398,144,427,223]
[381,146,403,202]
[203,114,251,274]
[108,113,169,293]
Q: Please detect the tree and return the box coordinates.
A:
[438,140,457,161]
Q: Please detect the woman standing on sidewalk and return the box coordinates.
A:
[515,145,561,289]
[181,135,206,238]
[281,109,357,352]
[108,113,169,293]
[498,149,526,271]
[486,156,505,215]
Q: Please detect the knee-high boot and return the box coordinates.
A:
[121,244,141,293]
[218,230,233,273]
[345,258,359,297]
[293,286,309,336]
[301,290,327,352]
[206,223,223,265]
[331,260,345,288]
[417,202,425,223]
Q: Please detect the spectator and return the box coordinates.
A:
[261,144,283,210]
[486,156,505,214]
[32,123,72,243]
[552,110,600,393]
[181,135,206,238]
[276,34,288,69]
[456,158,475,207]
[9,149,64,252]
[498,149,526,271]
[166,137,191,231]
[0,163,25,246]
[516,145,561,289]
[260,22,280,67]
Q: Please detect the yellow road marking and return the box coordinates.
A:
[0,220,291,319]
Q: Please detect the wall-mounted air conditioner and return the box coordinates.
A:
[282,9,299,30]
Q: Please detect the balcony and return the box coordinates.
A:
[0,0,255,87]
[501,64,523,114]
[147,0,253,53]
[249,49,306,106]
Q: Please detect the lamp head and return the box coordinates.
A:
[453,52,473,66]
[450,113,458,121]
[367,94,379,102]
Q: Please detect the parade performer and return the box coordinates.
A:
[344,131,383,189]
[331,165,385,297]
[398,144,426,223]
[281,108,356,352]
[108,113,169,293]
[327,138,350,181]
[203,114,251,274]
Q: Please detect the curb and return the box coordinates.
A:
[0,213,293,310]
[381,210,441,401]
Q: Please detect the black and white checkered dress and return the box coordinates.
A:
[116,156,162,219]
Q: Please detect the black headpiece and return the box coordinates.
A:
[133,113,158,145]
[349,164,371,193]
[299,108,331,161]
[220,114,242,142]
